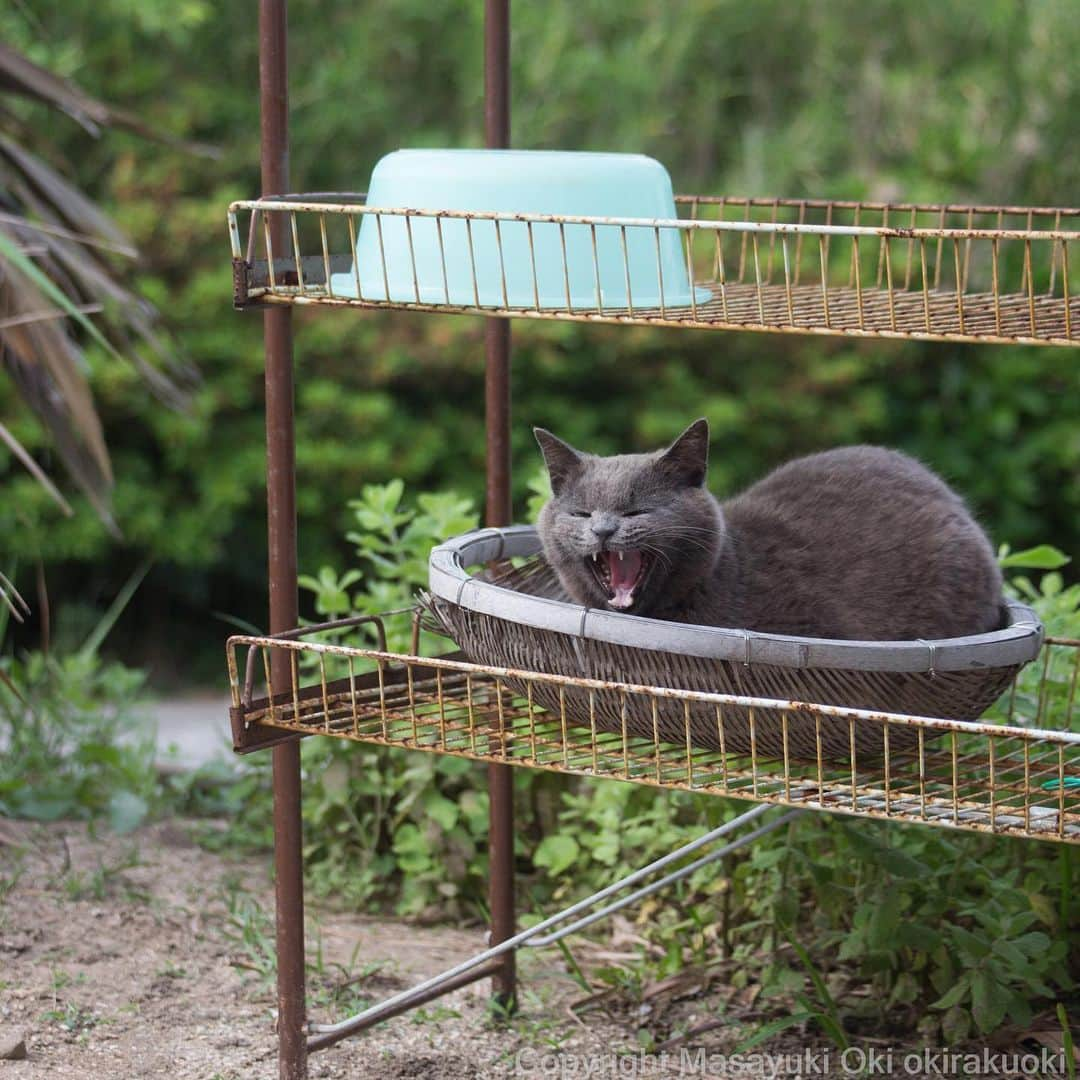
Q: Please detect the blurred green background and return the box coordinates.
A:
[1,0,1078,685]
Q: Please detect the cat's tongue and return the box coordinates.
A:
[607,549,644,609]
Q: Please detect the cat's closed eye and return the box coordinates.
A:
[569,510,591,518]
[623,509,649,517]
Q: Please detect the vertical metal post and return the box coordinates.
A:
[260,2,307,1077]
[484,0,516,1013]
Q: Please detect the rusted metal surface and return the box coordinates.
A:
[229,198,1079,239]
[242,253,352,293]
[230,700,300,753]
[305,804,779,1047]
[232,257,249,307]
[258,1,307,1077]
[485,0,510,150]
[227,626,1080,845]
[484,0,517,1016]
[226,196,1080,347]
[676,194,1080,217]
[305,960,502,1053]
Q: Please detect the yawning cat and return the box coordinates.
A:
[534,420,1003,641]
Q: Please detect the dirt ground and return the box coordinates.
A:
[0,818,765,1079]
[0,819,1071,1079]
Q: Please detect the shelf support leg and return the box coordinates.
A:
[260,2,307,1078]
[484,0,516,1016]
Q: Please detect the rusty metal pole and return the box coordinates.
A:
[259,2,307,1077]
[484,0,516,1013]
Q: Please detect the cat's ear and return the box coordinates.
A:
[658,418,709,487]
[534,428,584,495]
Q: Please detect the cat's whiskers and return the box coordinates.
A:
[638,543,674,572]
[642,530,716,555]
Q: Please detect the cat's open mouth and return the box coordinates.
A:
[587,549,650,610]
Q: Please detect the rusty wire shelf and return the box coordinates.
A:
[228,618,1080,845]
[228,194,1080,347]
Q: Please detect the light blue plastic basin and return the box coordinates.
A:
[330,149,709,310]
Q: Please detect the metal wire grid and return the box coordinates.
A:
[228,194,1080,346]
[227,622,1080,844]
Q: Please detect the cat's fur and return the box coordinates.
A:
[534,420,1003,640]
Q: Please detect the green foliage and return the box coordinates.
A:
[295,481,489,913]
[992,545,1080,733]
[1004,555,1080,643]
[0,559,232,835]
[0,594,159,830]
[1000,545,1072,572]
[301,478,478,649]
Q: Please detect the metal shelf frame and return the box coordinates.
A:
[228,624,1080,846]
[228,194,1080,347]
[243,4,1077,1076]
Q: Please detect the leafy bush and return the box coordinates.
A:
[0,594,159,832]
[294,481,490,912]
[0,563,246,834]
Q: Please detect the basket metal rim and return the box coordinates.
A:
[228,198,1080,243]
[428,525,1044,673]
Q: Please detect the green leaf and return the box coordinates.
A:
[423,793,459,832]
[533,834,580,876]
[933,973,971,1011]
[13,791,76,821]
[391,823,433,874]
[784,932,848,1050]
[79,558,152,659]
[391,822,427,855]
[991,939,1028,968]
[1056,1004,1077,1080]
[1000,545,1071,570]
[108,790,148,834]
[941,1005,972,1046]
[1009,989,1033,1030]
[583,831,620,866]
[1013,931,1052,955]
[970,969,1009,1033]
[897,922,942,952]
[888,971,921,1007]
[0,227,125,363]
[949,925,991,962]
[1028,893,1058,929]
[732,1012,813,1054]
[867,891,904,949]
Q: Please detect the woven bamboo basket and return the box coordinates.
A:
[425,526,1043,761]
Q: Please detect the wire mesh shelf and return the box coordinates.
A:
[227,616,1080,844]
[228,194,1080,346]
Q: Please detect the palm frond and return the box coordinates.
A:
[0,567,30,624]
[0,42,219,157]
[0,41,207,528]
[0,418,74,516]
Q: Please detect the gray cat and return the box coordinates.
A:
[534,420,1003,641]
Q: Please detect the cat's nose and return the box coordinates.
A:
[590,514,619,542]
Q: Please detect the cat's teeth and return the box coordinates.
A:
[617,551,624,562]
